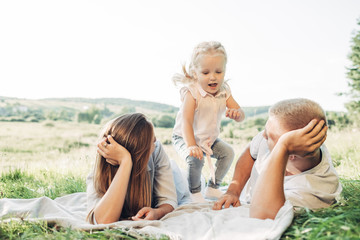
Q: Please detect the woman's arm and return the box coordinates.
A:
[133,142,176,220]
[132,204,174,220]
[250,120,327,219]
[93,136,133,224]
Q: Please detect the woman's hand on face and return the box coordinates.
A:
[131,207,160,221]
[97,135,131,166]
[278,119,327,157]
[187,145,203,160]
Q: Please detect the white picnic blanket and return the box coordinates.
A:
[0,192,294,240]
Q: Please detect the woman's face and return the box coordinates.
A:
[150,132,156,154]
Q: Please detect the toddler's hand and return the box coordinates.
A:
[226,108,244,122]
[187,145,204,160]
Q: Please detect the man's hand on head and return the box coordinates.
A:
[279,119,327,157]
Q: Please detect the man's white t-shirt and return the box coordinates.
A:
[240,131,342,209]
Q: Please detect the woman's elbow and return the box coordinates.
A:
[249,206,280,220]
[92,211,120,224]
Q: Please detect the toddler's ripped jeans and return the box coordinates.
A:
[172,134,234,194]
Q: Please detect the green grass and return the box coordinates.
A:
[282,179,360,239]
[0,170,86,199]
[0,169,169,240]
[1,121,360,239]
[0,220,169,240]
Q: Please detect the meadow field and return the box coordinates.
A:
[0,120,360,239]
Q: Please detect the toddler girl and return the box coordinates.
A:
[172,41,245,203]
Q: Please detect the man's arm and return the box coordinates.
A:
[213,145,254,210]
[249,141,288,219]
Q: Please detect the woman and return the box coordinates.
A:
[86,113,189,224]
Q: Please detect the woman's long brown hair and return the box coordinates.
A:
[93,113,153,220]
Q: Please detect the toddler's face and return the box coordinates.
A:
[193,54,225,96]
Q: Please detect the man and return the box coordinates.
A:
[213,98,342,219]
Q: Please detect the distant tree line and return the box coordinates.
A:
[44,97,178,113]
[0,99,356,130]
[152,115,176,128]
[0,102,108,124]
[0,100,179,127]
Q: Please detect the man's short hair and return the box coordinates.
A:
[269,98,326,131]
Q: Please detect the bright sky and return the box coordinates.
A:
[1,0,360,111]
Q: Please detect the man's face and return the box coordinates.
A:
[263,115,288,151]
